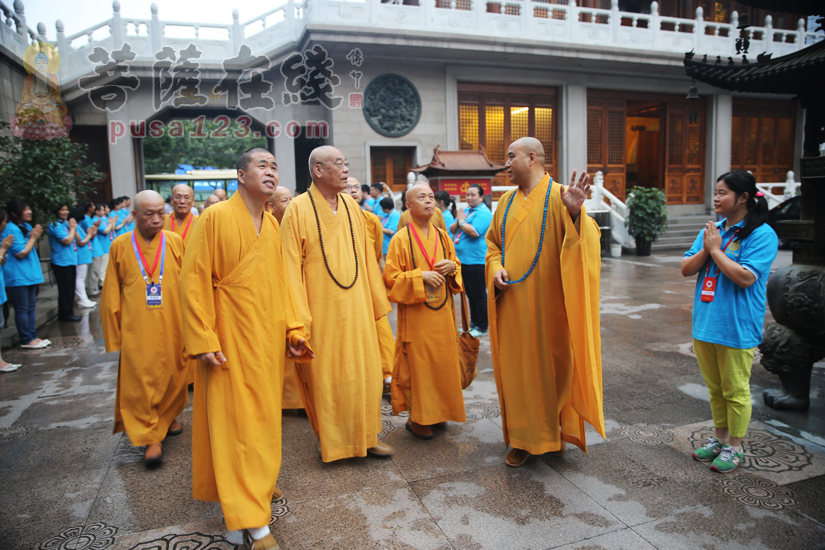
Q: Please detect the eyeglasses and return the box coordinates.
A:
[344,184,360,190]
[316,161,350,169]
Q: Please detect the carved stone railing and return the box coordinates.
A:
[7,0,824,88]
[756,171,801,210]
[586,170,632,247]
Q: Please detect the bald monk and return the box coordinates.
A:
[214,188,228,201]
[180,147,313,549]
[100,190,188,466]
[487,137,604,468]
[398,199,447,233]
[385,184,466,439]
[165,184,198,247]
[346,177,396,391]
[203,194,220,209]
[267,185,303,411]
[281,146,394,462]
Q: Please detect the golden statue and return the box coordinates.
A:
[13,42,71,140]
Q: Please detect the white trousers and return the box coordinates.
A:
[75,263,90,302]
[87,254,108,294]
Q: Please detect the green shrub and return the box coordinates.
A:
[625,186,668,242]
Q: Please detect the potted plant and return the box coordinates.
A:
[625,186,668,256]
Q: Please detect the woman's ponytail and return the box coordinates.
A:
[717,170,770,241]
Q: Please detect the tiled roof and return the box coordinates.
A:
[412,146,506,177]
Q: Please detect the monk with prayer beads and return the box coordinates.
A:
[180,147,313,550]
[486,137,605,467]
[100,190,188,466]
[165,184,198,248]
[280,146,394,462]
[384,183,466,439]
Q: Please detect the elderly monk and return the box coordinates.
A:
[213,188,228,201]
[397,199,447,233]
[346,177,396,391]
[180,147,313,550]
[487,137,604,468]
[165,184,198,247]
[270,186,293,223]
[281,146,394,462]
[203,194,221,210]
[100,190,188,466]
[385,183,466,439]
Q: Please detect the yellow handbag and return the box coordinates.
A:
[458,290,479,389]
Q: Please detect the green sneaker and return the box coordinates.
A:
[692,437,723,462]
[711,445,744,473]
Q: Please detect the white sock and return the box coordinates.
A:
[248,526,270,540]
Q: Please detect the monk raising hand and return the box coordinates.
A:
[561,170,591,222]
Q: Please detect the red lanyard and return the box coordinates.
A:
[704,229,739,278]
[408,222,439,269]
[133,233,163,281]
[170,213,193,240]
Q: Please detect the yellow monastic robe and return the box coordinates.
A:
[385,222,466,425]
[164,212,198,248]
[101,230,188,446]
[398,206,446,232]
[281,184,391,462]
[486,173,605,454]
[165,212,199,385]
[179,193,309,531]
[363,209,395,381]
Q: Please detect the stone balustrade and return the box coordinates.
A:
[0,0,822,85]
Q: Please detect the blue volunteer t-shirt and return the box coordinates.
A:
[380,209,400,255]
[442,209,456,239]
[454,203,492,265]
[685,219,778,349]
[116,208,131,236]
[363,197,381,213]
[75,225,93,265]
[0,260,6,305]
[92,216,113,255]
[48,220,78,267]
[1,223,44,287]
[80,215,102,258]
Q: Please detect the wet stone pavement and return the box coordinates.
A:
[1,251,824,550]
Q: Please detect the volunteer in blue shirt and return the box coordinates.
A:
[0,207,23,371]
[114,197,133,236]
[379,197,400,269]
[72,206,98,309]
[450,184,493,337]
[435,191,457,239]
[2,200,48,349]
[48,204,80,322]
[682,170,777,474]
[88,203,115,296]
[363,182,389,214]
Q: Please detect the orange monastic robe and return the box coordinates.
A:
[164,212,198,248]
[363,209,395,381]
[180,193,309,531]
[101,230,188,446]
[281,184,391,462]
[486,173,605,454]
[165,212,199,385]
[385,222,466,425]
[398,206,446,233]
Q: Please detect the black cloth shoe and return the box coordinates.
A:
[59,315,81,322]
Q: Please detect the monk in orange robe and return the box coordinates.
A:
[346,177,396,389]
[385,183,466,439]
[398,203,447,233]
[281,146,393,462]
[100,190,188,466]
[180,147,312,549]
[486,137,605,467]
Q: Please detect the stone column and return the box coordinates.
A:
[561,83,587,181]
[709,92,732,209]
[275,131,297,193]
[106,108,138,199]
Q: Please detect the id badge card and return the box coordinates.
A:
[700,277,716,302]
[426,284,443,304]
[146,283,163,309]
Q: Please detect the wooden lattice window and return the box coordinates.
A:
[371,147,413,192]
[587,99,626,200]
[665,103,705,205]
[457,82,558,187]
[731,99,797,184]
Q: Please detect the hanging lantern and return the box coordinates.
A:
[687,80,699,124]
[737,12,750,30]
[686,80,699,100]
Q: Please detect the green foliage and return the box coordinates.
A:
[0,119,102,224]
[625,186,668,242]
[143,119,266,174]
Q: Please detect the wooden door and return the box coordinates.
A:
[371,147,413,192]
[587,99,626,200]
[731,99,796,185]
[664,102,705,205]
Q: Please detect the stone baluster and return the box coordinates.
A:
[694,6,703,50]
[112,0,124,51]
[499,2,505,15]
[13,0,26,42]
[475,0,485,32]
[568,0,576,40]
[286,0,296,39]
[650,1,659,48]
[56,20,67,83]
[232,9,242,53]
[610,0,619,42]
[730,11,738,55]
[796,17,805,50]
[150,3,161,55]
[785,171,798,199]
[521,0,529,34]
[764,14,773,54]
[36,21,45,41]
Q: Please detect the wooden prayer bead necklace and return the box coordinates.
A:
[308,190,359,290]
[406,224,450,310]
[500,180,552,285]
